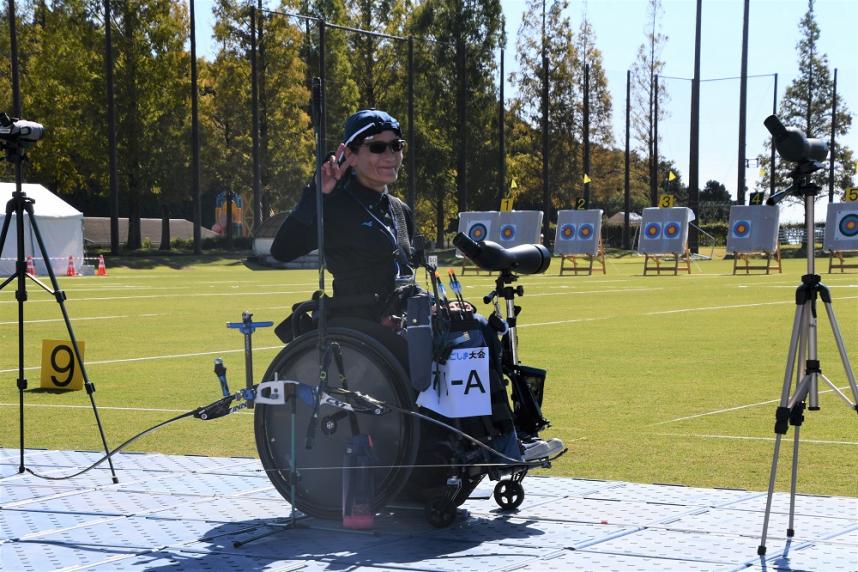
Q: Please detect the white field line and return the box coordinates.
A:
[651,386,850,426]
[528,287,662,297]
[0,402,252,415]
[655,432,858,446]
[518,317,606,328]
[0,315,129,326]
[646,295,858,316]
[0,345,284,374]
[0,289,315,305]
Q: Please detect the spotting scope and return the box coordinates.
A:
[453,233,551,275]
[763,115,828,165]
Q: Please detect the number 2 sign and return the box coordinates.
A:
[41,340,85,390]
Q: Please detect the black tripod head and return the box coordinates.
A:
[763,115,829,206]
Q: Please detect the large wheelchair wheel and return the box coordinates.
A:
[254,324,420,520]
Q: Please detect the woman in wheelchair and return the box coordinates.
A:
[262,109,562,523]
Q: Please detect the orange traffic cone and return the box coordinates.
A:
[66,256,77,277]
[26,255,36,276]
[96,255,108,276]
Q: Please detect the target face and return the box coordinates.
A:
[468,223,488,241]
[577,223,595,240]
[838,213,858,238]
[732,220,752,238]
[559,223,576,240]
[664,222,681,239]
[499,224,517,241]
[644,222,662,240]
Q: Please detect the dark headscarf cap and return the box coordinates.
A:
[342,109,401,146]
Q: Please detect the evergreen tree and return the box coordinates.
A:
[302,0,360,150]
[629,0,669,205]
[756,0,854,198]
[110,0,191,249]
[511,0,613,213]
[9,0,106,210]
[410,0,503,244]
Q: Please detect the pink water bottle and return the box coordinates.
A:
[342,434,375,529]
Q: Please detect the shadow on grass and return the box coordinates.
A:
[96,251,255,270]
[26,387,75,395]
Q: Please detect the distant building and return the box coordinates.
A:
[83,217,218,248]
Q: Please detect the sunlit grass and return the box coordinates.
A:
[1,253,856,496]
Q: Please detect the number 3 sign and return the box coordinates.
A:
[41,340,85,390]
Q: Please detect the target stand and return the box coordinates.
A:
[642,250,691,275]
[559,237,606,275]
[727,206,782,275]
[638,208,694,276]
[732,249,782,274]
[823,202,858,273]
[827,251,858,273]
[554,209,606,276]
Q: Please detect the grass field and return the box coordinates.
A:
[1,251,856,497]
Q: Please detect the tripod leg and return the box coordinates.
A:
[821,301,858,405]
[758,303,806,555]
[25,207,118,483]
[787,416,802,538]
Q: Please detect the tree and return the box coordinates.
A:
[510,0,613,213]
[9,0,107,211]
[699,179,731,221]
[409,0,503,244]
[756,0,854,198]
[629,0,669,206]
[302,0,360,149]
[109,0,191,249]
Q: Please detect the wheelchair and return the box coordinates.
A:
[254,235,562,527]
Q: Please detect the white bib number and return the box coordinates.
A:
[416,347,491,418]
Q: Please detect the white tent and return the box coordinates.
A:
[0,183,84,276]
[606,211,642,226]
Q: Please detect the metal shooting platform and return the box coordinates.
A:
[2,447,856,571]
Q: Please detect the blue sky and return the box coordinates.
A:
[194,0,857,221]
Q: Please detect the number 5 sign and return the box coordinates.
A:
[41,340,85,390]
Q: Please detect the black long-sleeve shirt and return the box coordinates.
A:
[271,174,414,311]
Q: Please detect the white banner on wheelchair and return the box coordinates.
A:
[417,347,491,418]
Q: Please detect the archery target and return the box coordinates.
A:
[553,209,603,255]
[727,205,780,253]
[664,222,681,239]
[456,211,499,257]
[824,202,858,251]
[637,207,694,255]
[499,223,517,242]
[469,222,489,241]
[643,222,662,240]
[559,223,576,241]
[732,220,751,238]
[839,214,858,237]
[496,211,542,248]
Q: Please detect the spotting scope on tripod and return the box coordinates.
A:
[1,113,117,481]
[756,115,858,555]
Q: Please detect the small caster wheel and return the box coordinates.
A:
[424,498,457,528]
[493,479,524,510]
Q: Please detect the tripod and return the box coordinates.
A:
[0,133,117,482]
[757,171,858,555]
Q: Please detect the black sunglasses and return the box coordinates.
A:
[361,139,406,154]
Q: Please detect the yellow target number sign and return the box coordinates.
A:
[749,192,766,205]
[658,194,675,208]
[845,188,858,202]
[41,340,85,391]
